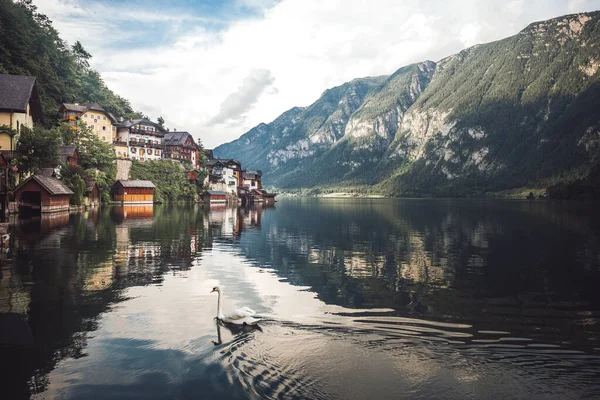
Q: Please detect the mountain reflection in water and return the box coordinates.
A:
[0,199,599,399]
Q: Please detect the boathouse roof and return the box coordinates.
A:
[114,180,156,188]
[16,175,74,196]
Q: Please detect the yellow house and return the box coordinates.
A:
[0,74,43,152]
[59,103,117,144]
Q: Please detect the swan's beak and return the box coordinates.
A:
[210,289,215,293]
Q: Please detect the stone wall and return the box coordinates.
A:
[116,159,132,181]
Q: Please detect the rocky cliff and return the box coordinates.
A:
[215,11,600,196]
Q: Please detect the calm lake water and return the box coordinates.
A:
[1,198,600,399]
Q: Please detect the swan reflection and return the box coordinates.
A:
[213,319,262,346]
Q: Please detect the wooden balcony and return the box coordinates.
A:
[0,150,19,161]
[130,127,164,137]
[129,140,164,149]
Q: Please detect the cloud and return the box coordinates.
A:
[208,69,276,125]
[34,0,600,148]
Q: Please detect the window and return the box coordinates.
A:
[102,126,106,131]
[131,148,136,153]
[156,151,160,156]
[84,114,87,118]
[102,136,106,141]
[90,125,94,129]
[103,116,106,120]
[148,149,153,155]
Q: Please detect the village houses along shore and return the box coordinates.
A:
[0,73,275,214]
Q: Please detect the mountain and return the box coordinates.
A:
[215,11,600,197]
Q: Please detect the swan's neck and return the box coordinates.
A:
[216,291,225,319]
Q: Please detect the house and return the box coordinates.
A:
[85,181,100,207]
[0,74,43,152]
[59,103,117,144]
[114,118,165,161]
[204,159,238,194]
[242,170,262,190]
[13,175,74,213]
[58,146,79,166]
[223,159,242,187]
[203,190,227,204]
[111,180,155,204]
[163,131,200,168]
[187,170,200,181]
[0,153,9,214]
[252,188,276,204]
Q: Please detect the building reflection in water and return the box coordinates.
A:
[0,203,272,398]
[201,202,272,237]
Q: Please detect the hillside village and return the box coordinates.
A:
[0,73,275,214]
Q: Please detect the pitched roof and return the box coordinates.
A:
[59,145,77,157]
[0,74,36,112]
[86,181,98,192]
[36,168,55,177]
[243,170,262,179]
[115,118,166,132]
[16,175,74,195]
[205,159,223,167]
[61,103,88,113]
[164,131,197,147]
[60,103,117,123]
[114,180,156,188]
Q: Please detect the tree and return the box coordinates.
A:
[66,122,116,173]
[16,125,59,175]
[60,164,86,205]
[130,160,198,203]
[157,116,165,127]
[71,41,91,72]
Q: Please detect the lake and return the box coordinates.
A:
[1,198,600,399]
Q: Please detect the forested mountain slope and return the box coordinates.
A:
[216,11,600,197]
[0,0,139,123]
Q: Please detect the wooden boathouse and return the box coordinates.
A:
[86,181,100,207]
[203,190,227,204]
[13,175,73,213]
[111,180,155,204]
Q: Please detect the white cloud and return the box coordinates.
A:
[209,69,276,125]
[459,23,481,48]
[34,0,600,148]
[503,0,525,18]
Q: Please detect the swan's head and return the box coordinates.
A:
[210,286,221,293]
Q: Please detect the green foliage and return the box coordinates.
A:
[87,169,113,203]
[0,0,139,124]
[62,122,116,173]
[16,125,59,175]
[130,160,198,203]
[60,164,86,205]
[216,12,600,198]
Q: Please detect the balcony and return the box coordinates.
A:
[130,127,164,137]
[0,150,19,161]
[113,140,128,147]
[129,140,164,150]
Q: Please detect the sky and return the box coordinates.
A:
[34,0,600,149]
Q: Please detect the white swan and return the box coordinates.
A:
[210,286,260,325]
